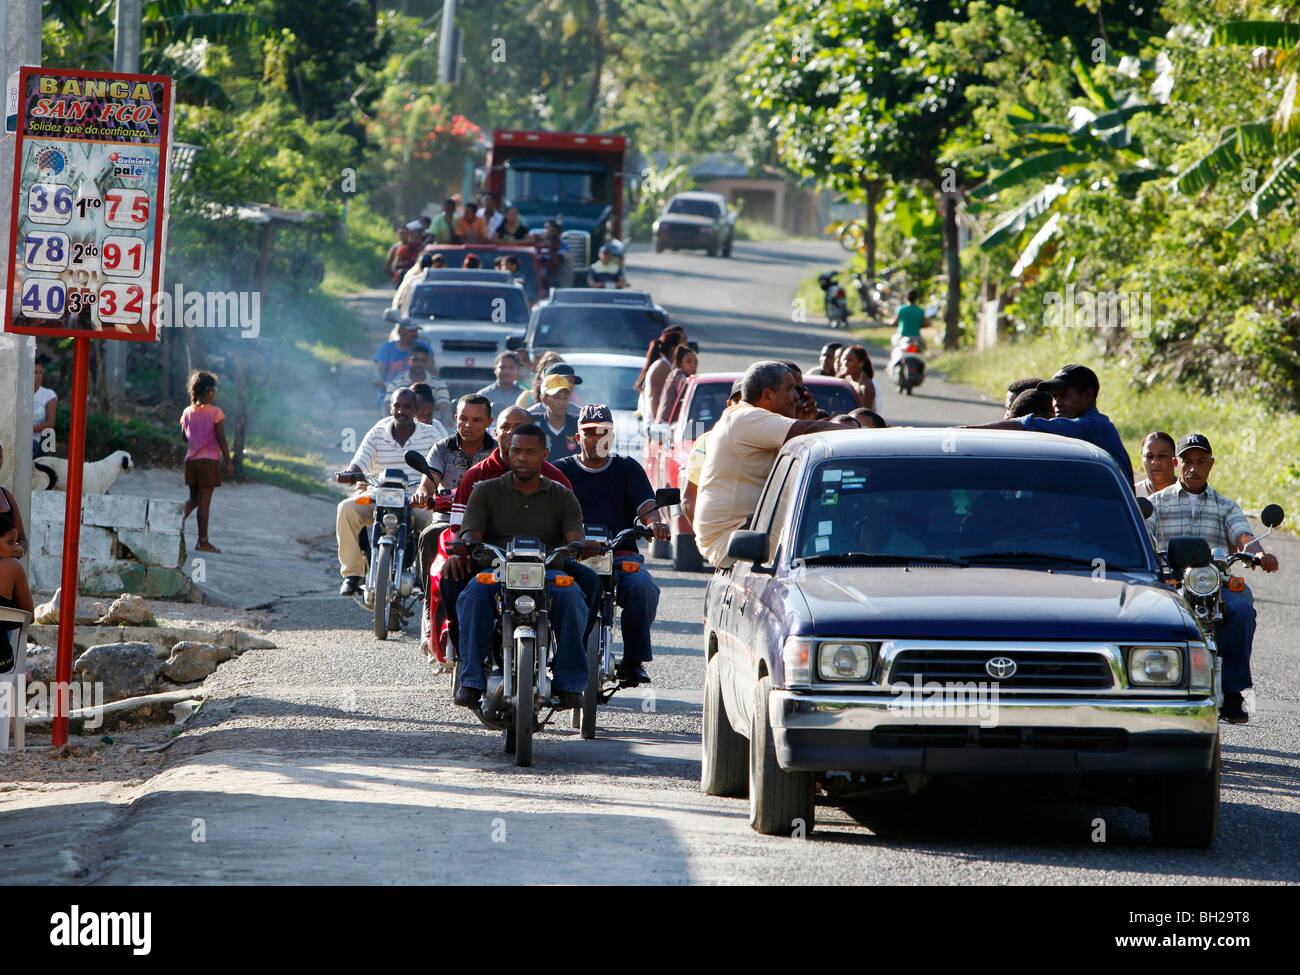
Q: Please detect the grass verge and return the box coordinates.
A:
[933,332,1300,524]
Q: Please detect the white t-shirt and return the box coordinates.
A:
[34,385,57,429]
[694,403,796,566]
[485,211,504,237]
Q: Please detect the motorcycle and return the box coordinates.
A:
[335,466,424,640]
[817,271,849,329]
[852,266,895,321]
[573,488,680,740]
[454,536,585,767]
[888,333,926,395]
[1163,503,1284,658]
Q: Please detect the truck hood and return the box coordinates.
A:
[790,566,1197,643]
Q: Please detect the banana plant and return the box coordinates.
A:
[968,57,1168,272]
[1173,20,1300,230]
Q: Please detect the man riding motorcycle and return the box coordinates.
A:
[553,404,670,686]
[1145,433,1280,724]
[447,423,594,710]
[336,387,442,597]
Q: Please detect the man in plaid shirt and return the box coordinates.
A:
[1146,433,1280,723]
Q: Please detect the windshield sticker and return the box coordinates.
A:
[818,520,832,535]
[823,469,842,482]
[814,535,830,553]
[840,474,868,491]
[818,488,838,506]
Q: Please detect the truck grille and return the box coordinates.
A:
[888,649,1114,690]
[871,726,1129,752]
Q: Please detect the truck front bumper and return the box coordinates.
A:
[770,691,1218,774]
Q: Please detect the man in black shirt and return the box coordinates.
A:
[554,404,669,686]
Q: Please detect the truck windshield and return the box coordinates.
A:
[408,285,529,324]
[424,247,540,304]
[531,305,668,353]
[666,198,720,218]
[507,168,600,204]
[794,458,1150,571]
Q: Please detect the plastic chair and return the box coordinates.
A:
[0,606,31,750]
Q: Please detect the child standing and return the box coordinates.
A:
[180,371,233,553]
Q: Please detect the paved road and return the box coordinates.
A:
[5,239,1297,885]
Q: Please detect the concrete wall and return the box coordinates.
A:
[28,492,190,598]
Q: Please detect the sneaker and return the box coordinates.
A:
[454,685,483,708]
[339,576,363,597]
[1219,691,1249,724]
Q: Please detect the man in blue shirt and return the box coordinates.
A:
[965,364,1134,485]
[554,404,670,686]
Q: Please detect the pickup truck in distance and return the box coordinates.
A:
[702,429,1221,847]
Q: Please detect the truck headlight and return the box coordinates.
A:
[782,637,812,688]
[1183,565,1221,597]
[1128,646,1183,686]
[817,643,875,681]
[505,563,545,590]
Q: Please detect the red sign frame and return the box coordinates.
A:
[4,66,174,342]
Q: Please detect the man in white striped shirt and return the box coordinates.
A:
[336,388,447,596]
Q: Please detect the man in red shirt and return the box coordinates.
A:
[442,406,595,652]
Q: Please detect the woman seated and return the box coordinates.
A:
[0,509,35,674]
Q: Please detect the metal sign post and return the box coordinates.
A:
[4,66,173,745]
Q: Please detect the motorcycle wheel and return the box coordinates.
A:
[580,623,601,740]
[515,637,535,767]
[372,547,392,641]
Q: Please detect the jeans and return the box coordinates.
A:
[613,554,659,664]
[444,557,598,649]
[456,570,589,692]
[1219,583,1256,695]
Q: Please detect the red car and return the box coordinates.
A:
[646,372,860,570]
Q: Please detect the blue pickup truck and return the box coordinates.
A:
[701,429,1220,846]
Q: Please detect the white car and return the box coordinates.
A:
[562,352,648,462]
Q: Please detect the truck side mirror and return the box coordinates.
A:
[505,335,526,351]
[726,530,768,567]
[384,308,401,323]
[1167,536,1212,578]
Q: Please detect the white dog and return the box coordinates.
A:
[32,450,134,493]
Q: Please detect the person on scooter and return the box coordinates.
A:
[964,364,1135,486]
[1134,431,1177,498]
[413,394,497,658]
[887,289,929,351]
[1145,433,1280,724]
[336,388,442,597]
[553,405,670,686]
[449,424,594,709]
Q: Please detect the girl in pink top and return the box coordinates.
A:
[180,371,233,553]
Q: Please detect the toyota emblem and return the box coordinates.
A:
[985,656,1017,679]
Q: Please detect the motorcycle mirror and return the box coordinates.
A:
[1136,497,1154,520]
[1261,504,1284,529]
[404,450,435,478]
[654,487,681,509]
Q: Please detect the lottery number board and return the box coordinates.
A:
[5,67,174,342]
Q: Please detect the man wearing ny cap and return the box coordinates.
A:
[965,364,1134,485]
[527,366,583,460]
[553,405,669,685]
[1146,433,1279,723]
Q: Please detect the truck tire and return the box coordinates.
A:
[672,533,703,572]
[706,241,719,258]
[1148,737,1219,848]
[653,238,664,253]
[748,675,815,836]
[722,237,732,258]
[701,654,747,797]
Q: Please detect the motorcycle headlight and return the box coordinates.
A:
[382,513,398,529]
[376,487,406,508]
[514,595,537,615]
[505,563,545,590]
[582,552,613,575]
[1128,646,1183,686]
[817,643,875,681]
[1183,565,1221,597]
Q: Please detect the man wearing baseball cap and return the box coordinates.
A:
[1145,433,1279,723]
[527,367,583,460]
[965,363,1134,485]
[553,404,669,685]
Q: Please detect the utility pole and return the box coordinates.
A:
[103,0,142,414]
[437,0,458,85]
[0,1,40,526]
